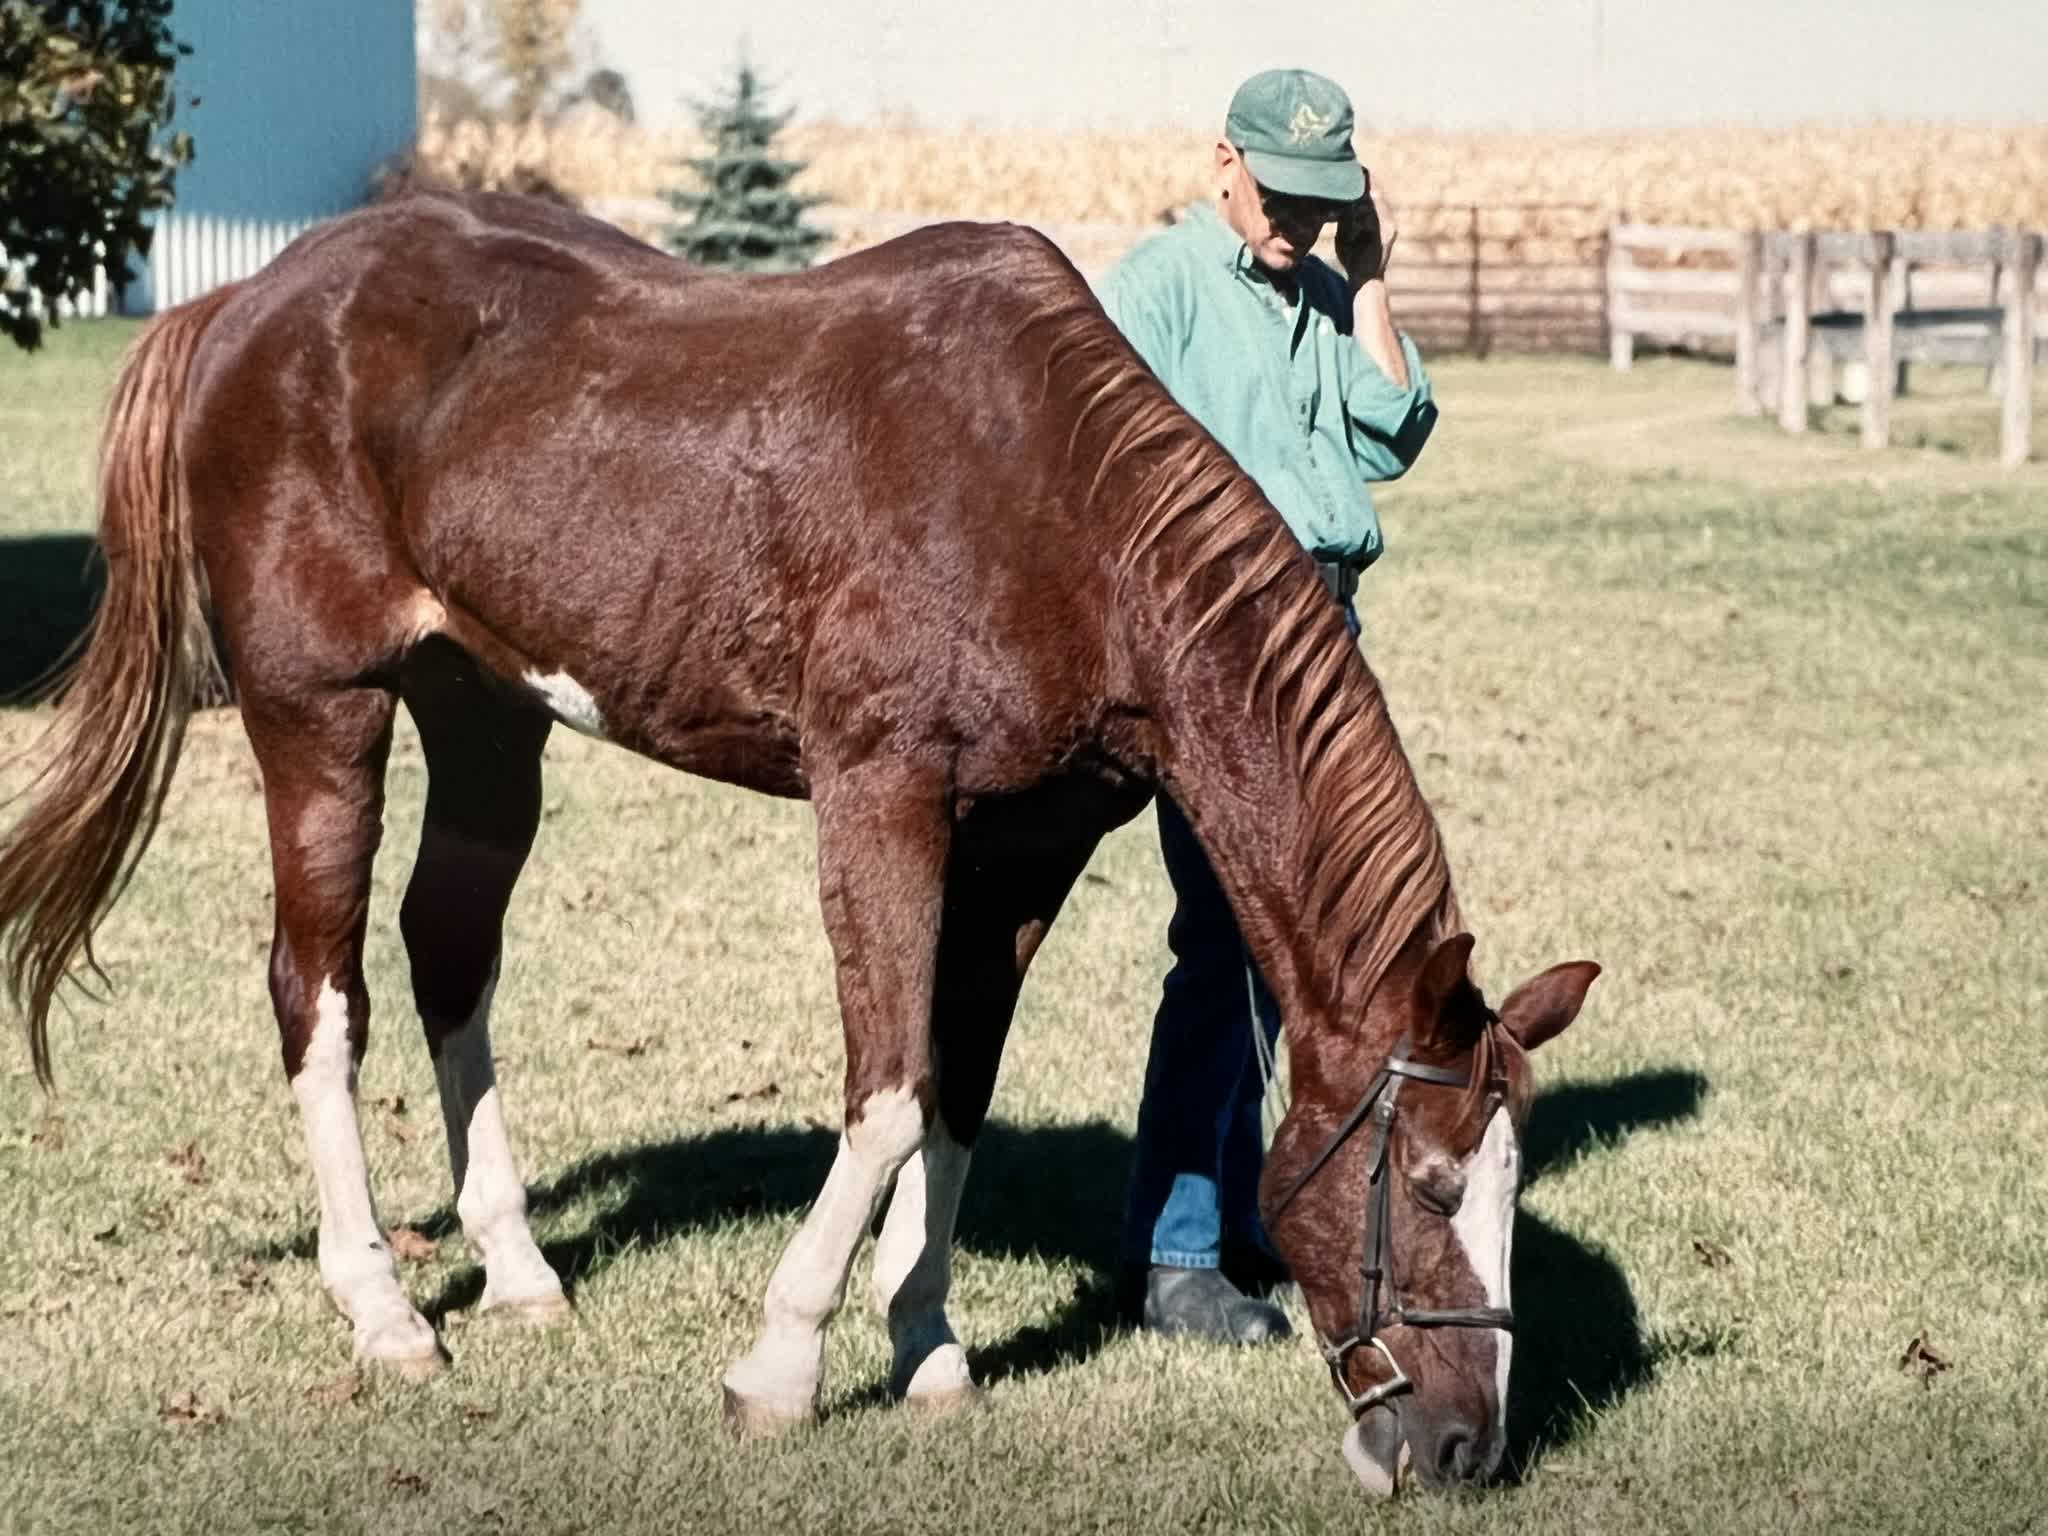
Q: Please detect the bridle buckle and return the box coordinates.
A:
[1265,1028,1518,1419]
[1321,1333,1412,1417]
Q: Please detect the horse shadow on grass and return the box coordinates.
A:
[253,1066,1706,1473]
[1505,1067,1713,1476]
[387,1068,1702,1458]
[0,532,232,705]
[0,534,103,705]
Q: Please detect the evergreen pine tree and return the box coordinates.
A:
[666,65,828,273]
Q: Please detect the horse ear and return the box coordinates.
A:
[1498,962,1602,1054]
[1409,932,1477,1054]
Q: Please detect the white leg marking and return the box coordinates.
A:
[431,964,565,1320]
[723,1086,926,1425]
[522,669,607,739]
[871,1120,976,1403]
[1451,1107,1519,1432]
[294,978,440,1370]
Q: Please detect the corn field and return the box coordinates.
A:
[414,110,2048,246]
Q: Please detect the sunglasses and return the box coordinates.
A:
[1252,181,1348,231]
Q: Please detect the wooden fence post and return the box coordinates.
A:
[1806,245,1835,407]
[1987,229,2006,395]
[1778,232,1814,433]
[2002,230,2040,469]
[1467,203,1486,359]
[1862,233,1896,450]
[1606,221,1633,370]
[1734,231,1764,415]
[1894,259,1913,398]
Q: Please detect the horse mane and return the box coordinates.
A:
[1012,268,1463,1013]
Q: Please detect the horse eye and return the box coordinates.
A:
[1410,1177,1463,1217]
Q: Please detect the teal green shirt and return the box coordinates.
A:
[1097,201,1437,570]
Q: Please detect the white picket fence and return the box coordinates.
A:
[147,212,332,309]
[3,212,336,320]
[0,243,112,319]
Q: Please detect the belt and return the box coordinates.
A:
[1317,561,1359,604]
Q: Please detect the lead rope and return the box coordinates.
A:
[1246,950,1288,1146]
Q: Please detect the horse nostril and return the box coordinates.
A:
[1436,1431,1482,1483]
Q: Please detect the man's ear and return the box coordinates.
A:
[1214,140,1239,192]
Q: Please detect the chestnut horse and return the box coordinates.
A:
[0,192,1597,1495]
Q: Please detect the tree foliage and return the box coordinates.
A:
[666,65,828,275]
[486,0,579,123]
[0,0,190,350]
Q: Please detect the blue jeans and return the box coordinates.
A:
[1121,592,1359,1270]
[1119,794,1284,1268]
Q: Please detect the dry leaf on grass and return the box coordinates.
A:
[30,1115,64,1150]
[388,1226,439,1262]
[1692,1238,1732,1268]
[374,1094,415,1142]
[91,1222,119,1243]
[1898,1331,1951,1387]
[166,1142,210,1187]
[1,1295,71,1320]
[305,1371,365,1407]
[587,1035,654,1058]
[457,1399,498,1422]
[217,1257,270,1308]
[387,1468,428,1494]
[160,1389,225,1429]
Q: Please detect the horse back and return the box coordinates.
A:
[181,192,1132,799]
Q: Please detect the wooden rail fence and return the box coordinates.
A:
[22,197,2044,465]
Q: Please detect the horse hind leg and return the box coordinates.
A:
[247,682,444,1376]
[398,643,566,1324]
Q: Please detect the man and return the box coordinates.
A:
[1100,67,1439,1345]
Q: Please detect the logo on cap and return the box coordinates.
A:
[1287,102,1334,146]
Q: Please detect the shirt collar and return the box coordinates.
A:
[1186,199,1260,279]
[1186,198,1302,303]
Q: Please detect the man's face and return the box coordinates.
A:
[1217,144,1347,273]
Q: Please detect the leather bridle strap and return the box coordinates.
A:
[1262,1035,1514,1419]
[1263,1051,1469,1223]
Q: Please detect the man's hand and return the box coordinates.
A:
[1335,172,1398,295]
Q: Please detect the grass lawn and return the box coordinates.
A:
[2,320,2045,1534]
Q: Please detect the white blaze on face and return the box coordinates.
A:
[1450,1106,1520,1429]
[524,669,606,738]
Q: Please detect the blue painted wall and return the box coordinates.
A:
[131,0,417,309]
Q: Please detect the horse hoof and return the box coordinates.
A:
[483,1290,573,1328]
[355,1312,448,1380]
[904,1380,983,1417]
[389,1346,450,1382]
[722,1383,820,1438]
[359,1339,448,1381]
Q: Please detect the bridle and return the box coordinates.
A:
[1262,1029,1515,1418]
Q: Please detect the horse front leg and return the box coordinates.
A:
[869,827,1100,1411]
[721,764,948,1435]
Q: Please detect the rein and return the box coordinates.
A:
[1262,1029,1514,1418]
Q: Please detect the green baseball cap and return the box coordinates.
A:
[1224,68,1366,203]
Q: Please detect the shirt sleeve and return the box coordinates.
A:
[1339,328,1438,483]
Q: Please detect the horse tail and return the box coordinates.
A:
[0,285,236,1087]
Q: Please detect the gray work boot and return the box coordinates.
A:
[1141,1265,1292,1345]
